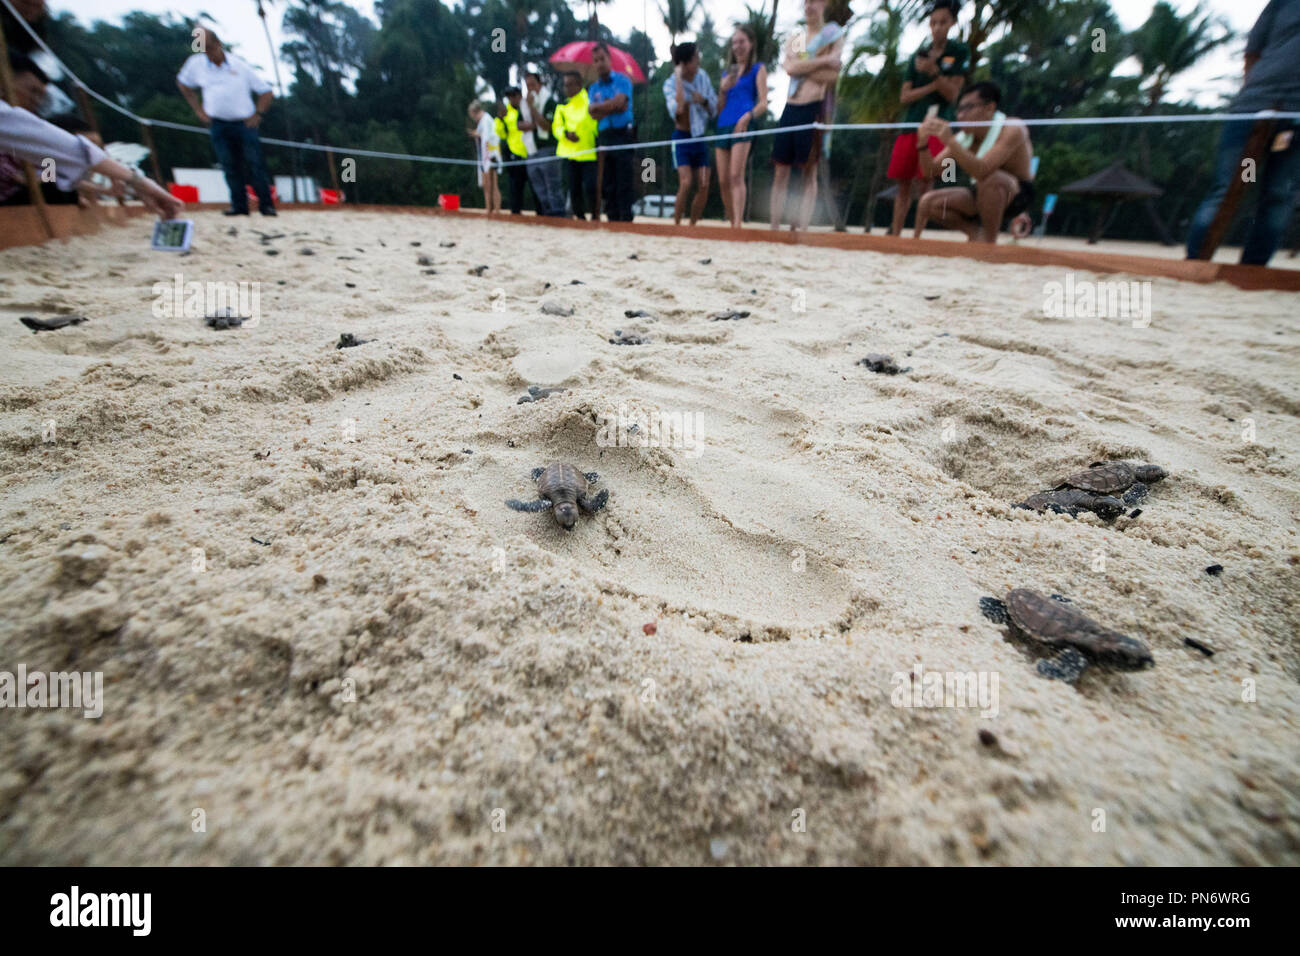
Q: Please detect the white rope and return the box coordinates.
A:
[5,0,1297,171]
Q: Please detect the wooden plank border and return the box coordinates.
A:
[3,201,1297,293]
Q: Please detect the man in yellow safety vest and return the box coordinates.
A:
[552,71,598,219]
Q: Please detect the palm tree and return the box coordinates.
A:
[1131,2,1232,115]
[1128,1,1227,243]
[574,0,613,41]
[507,0,542,79]
[661,0,702,51]
[1129,1,1231,240]
[965,0,1036,74]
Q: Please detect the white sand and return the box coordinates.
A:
[0,209,1296,865]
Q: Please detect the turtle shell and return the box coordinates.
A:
[537,462,587,504]
[1060,461,1136,494]
[1005,588,1153,668]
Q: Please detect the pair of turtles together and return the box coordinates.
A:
[1015,460,1167,520]
[506,463,609,530]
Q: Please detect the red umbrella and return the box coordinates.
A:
[549,41,646,84]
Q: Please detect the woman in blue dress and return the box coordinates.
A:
[714,25,768,229]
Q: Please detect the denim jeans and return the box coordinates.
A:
[1186,119,1299,266]
[210,118,274,214]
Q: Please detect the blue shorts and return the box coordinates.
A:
[672,129,709,169]
[715,123,756,147]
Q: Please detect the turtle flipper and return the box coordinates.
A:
[978,596,1008,625]
[578,488,609,514]
[1036,647,1089,683]
[1122,481,1149,506]
[584,471,600,484]
[529,467,545,481]
[507,498,552,513]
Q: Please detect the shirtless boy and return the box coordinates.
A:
[915,81,1035,243]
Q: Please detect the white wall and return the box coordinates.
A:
[172,168,320,204]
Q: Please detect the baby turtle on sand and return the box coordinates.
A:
[979,588,1154,682]
[857,353,910,375]
[336,333,373,349]
[516,385,566,404]
[1057,460,1167,507]
[1014,489,1126,520]
[20,315,87,333]
[506,463,609,530]
[609,330,650,345]
[204,308,248,330]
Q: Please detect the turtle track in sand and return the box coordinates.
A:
[467,405,867,643]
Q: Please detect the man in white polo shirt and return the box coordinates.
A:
[176,26,277,216]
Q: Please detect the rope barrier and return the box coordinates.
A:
[7,0,1298,173]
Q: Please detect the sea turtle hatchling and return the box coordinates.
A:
[506,462,609,530]
[1056,460,1167,507]
[20,315,88,333]
[857,353,911,375]
[979,588,1154,682]
[1014,488,1126,520]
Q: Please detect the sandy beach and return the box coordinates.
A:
[0,209,1296,865]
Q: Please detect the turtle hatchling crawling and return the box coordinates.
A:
[1057,460,1167,507]
[979,588,1154,682]
[1014,488,1126,520]
[506,462,609,530]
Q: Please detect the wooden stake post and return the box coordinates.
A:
[139,120,165,187]
[1194,119,1276,261]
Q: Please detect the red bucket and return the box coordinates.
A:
[438,194,460,211]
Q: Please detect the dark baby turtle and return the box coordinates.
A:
[516,385,566,404]
[1014,488,1126,520]
[506,462,609,530]
[857,353,911,375]
[204,308,248,330]
[609,330,650,345]
[1057,460,1167,507]
[20,315,87,333]
[979,588,1154,682]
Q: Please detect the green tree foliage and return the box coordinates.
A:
[660,0,701,49]
[985,0,1123,119]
